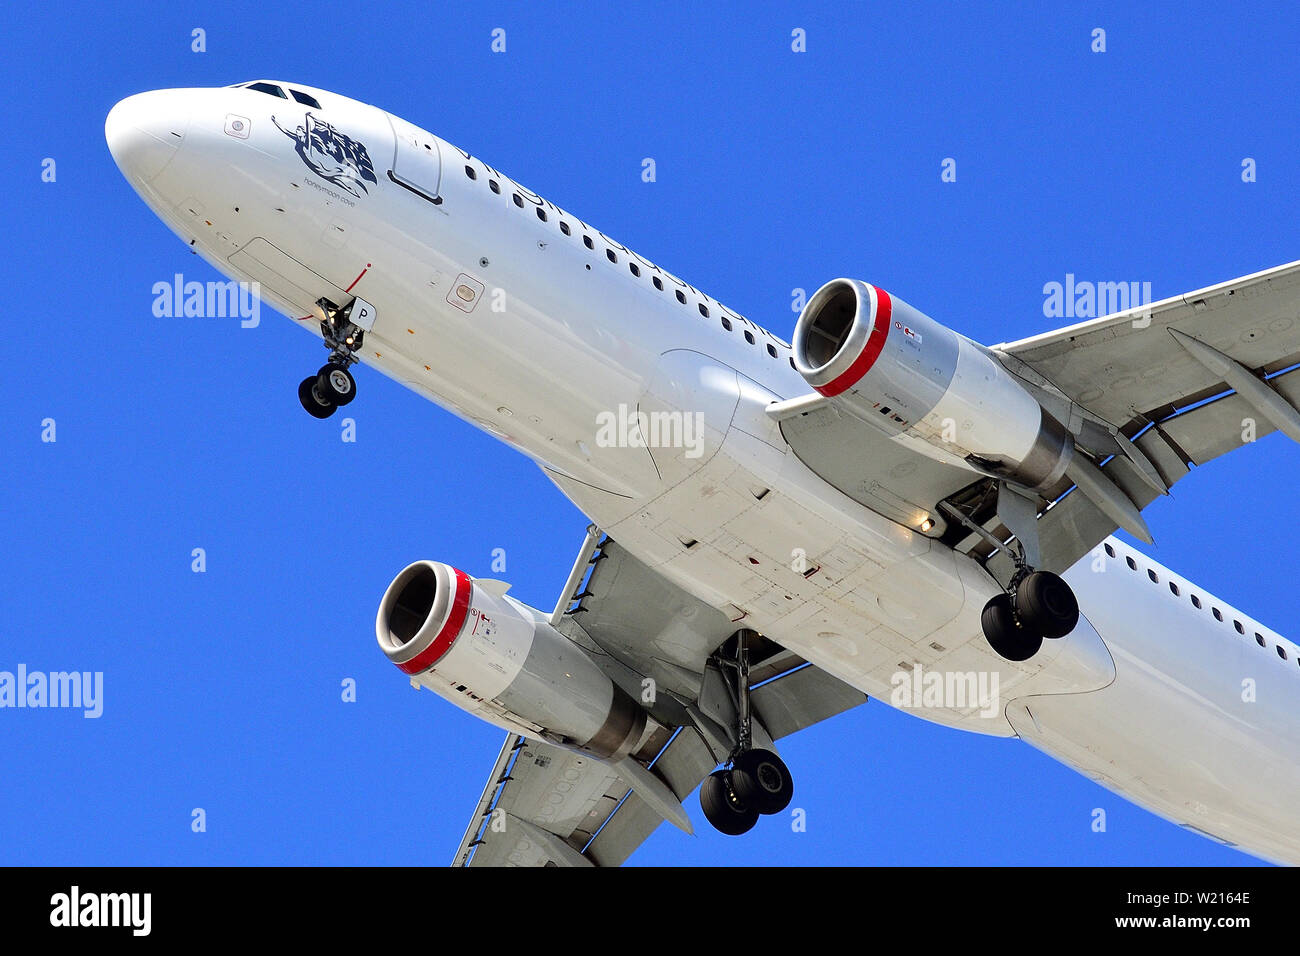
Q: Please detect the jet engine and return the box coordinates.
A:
[375,561,654,761]
[791,278,1074,491]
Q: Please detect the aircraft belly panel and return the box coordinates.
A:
[587,381,1118,736]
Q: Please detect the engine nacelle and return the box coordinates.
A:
[375,561,652,760]
[792,278,1073,490]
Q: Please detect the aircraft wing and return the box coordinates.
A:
[984,261,1300,574]
[451,536,867,867]
[770,261,1300,585]
[994,261,1300,437]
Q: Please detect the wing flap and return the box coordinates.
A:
[1157,366,1300,466]
[752,663,870,740]
[460,736,621,867]
[583,728,716,866]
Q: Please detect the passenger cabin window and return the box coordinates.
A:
[1125,556,1137,570]
[248,82,287,99]
[1169,581,1180,596]
[1234,620,1244,634]
[1147,569,1158,584]
[1256,634,1267,648]
[290,89,322,109]
[1279,645,1288,660]
[1212,608,1223,622]
[1104,543,1115,558]
[443,152,784,356]
[1191,595,1202,609]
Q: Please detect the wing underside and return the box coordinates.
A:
[453,538,867,867]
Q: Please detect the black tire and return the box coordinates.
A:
[700,769,759,836]
[731,749,793,815]
[316,363,356,406]
[981,593,1042,662]
[298,376,336,419]
[1016,570,1079,639]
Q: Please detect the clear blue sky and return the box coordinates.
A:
[4,1,1297,865]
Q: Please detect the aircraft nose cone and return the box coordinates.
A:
[105,91,190,184]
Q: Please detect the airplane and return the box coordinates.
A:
[106,80,1300,866]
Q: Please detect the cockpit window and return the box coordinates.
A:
[247,82,287,99]
[290,89,322,109]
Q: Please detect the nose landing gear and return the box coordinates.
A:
[297,295,373,419]
[297,362,357,419]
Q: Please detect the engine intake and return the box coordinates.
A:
[378,561,470,675]
[794,281,894,397]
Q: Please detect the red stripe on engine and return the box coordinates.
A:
[397,568,473,675]
[814,286,893,397]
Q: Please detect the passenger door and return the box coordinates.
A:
[385,113,442,202]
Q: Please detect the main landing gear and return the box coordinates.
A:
[297,295,372,419]
[980,568,1079,662]
[698,632,795,836]
[701,749,795,836]
[941,483,1081,662]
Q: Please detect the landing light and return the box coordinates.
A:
[920,518,935,532]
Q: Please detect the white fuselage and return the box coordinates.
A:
[107,82,1300,864]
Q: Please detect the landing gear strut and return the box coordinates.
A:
[297,295,371,419]
[698,632,795,836]
[941,490,1080,662]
